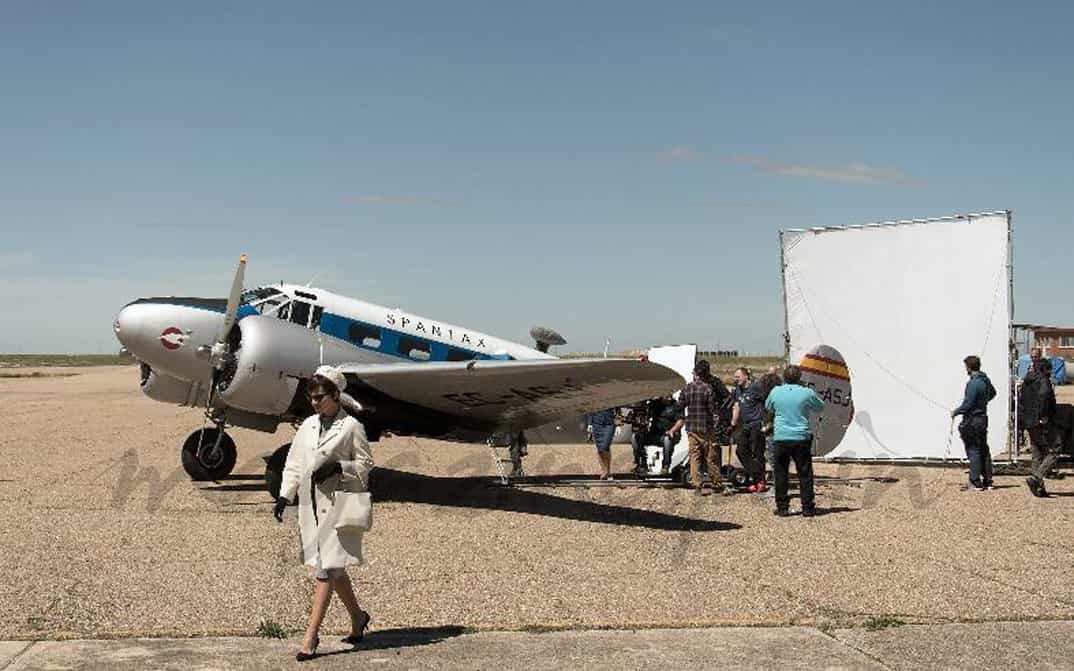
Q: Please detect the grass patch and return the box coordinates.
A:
[256,619,289,639]
[863,616,906,631]
[0,371,81,379]
[0,354,135,368]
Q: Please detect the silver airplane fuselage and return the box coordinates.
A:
[115,283,553,422]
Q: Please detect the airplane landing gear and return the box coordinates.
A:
[264,443,291,500]
[180,427,237,481]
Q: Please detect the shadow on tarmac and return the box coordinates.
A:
[369,468,741,532]
[309,626,467,658]
[199,468,742,531]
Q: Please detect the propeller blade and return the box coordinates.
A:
[217,254,247,344]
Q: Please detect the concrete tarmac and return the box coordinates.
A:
[4,621,1074,670]
[5,367,1074,646]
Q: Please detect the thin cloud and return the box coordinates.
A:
[688,199,784,209]
[0,251,33,271]
[343,194,463,207]
[733,155,925,187]
[658,146,702,162]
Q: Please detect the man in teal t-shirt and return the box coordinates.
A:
[764,365,825,517]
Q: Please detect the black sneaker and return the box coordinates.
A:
[1026,477,1042,497]
[1038,483,1050,498]
[801,508,816,518]
[774,508,790,517]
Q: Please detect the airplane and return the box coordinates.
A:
[113,256,683,495]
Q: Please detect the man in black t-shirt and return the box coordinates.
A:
[731,367,768,491]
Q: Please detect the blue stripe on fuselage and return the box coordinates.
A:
[319,312,510,362]
[139,299,506,363]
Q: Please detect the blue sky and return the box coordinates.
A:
[2,2,1071,354]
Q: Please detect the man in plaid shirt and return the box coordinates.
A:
[667,360,723,494]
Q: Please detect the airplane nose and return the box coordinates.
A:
[111,298,226,382]
[114,300,164,349]
[113,302,139,349]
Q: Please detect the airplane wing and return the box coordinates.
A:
[338,358,682,434]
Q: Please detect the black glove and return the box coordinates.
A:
[272,497,289,523]
[312,461,342,484]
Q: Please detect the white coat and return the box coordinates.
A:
[280,408,374,570]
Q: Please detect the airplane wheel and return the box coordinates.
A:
[181,428,237,481]
[729,467,750,489]
[677,463,692,488]
[264,444,291,500]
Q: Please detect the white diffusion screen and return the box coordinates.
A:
[781,213,1011,460]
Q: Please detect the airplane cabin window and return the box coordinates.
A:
[290,301,311,327]
[398,337,431,361]
[348,323,382,348]
[446,349,472,362]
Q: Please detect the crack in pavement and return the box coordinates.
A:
[814,627,895,671]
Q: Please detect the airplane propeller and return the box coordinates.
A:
[207,254,247,371]
[194,255,247,469]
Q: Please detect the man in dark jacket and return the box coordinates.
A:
[1022,359,1059,497]
[951,355,997,491]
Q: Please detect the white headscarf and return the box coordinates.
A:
[313,364,347,395]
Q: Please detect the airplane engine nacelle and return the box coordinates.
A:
[140,363,207,407]
[217,315,318,415]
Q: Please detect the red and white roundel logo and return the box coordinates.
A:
[160,327,185,350]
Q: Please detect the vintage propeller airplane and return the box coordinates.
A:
[113,256,682,494]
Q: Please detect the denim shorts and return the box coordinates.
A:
[592,425,616,453]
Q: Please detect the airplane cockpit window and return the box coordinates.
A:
[243,287,288,316]
[241,287,280,303]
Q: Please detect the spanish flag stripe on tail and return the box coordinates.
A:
[800,355,851,381]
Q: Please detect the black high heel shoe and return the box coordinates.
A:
[296,635,319,662]
[342,610,371,645]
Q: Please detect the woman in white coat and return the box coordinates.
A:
[273,365,374,661]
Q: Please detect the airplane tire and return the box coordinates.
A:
[729,467,750,489]
[181,428,237,481]
[677,463,692,488]
[264,444,291,500]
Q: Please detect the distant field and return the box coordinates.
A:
[0,354,135,368]
[700,355,785,380]
[562,352,784,380]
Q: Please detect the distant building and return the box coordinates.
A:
[1013,323,1074,359]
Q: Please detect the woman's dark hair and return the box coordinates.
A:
[309,374,341,400]
[759,372,782,399]
[963,355,981,372]
[693,359,712,382]
[735,366,751,378]
[783,365,803,384]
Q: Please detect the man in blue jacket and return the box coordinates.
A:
[951,355,998,491]
[764,365,825,517]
